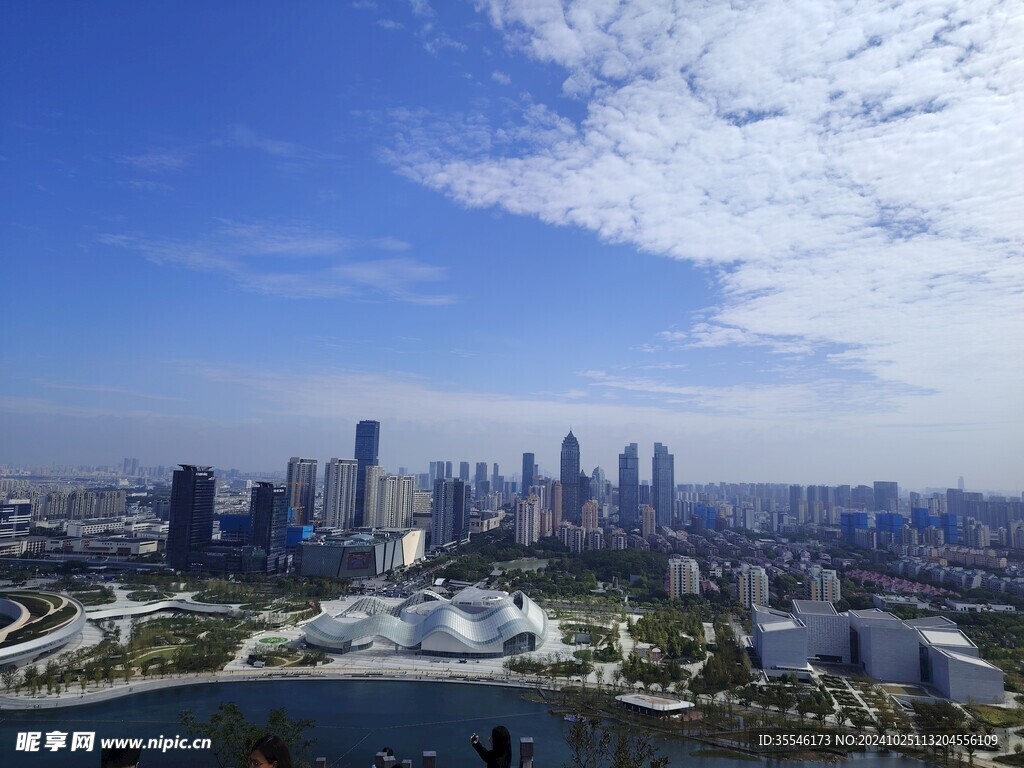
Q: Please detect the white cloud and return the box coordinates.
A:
[99,222,453,305]
[386,0,1024,437]
[491,70,511,85]
[115,150,189,172]
[377,19,404,31]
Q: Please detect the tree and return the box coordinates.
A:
[180,702,315,768]
[562,714,668,768]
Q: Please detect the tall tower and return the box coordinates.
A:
[286,457,317,526]
[474,462,488,495]
[515,495,540,545]
[618,443,639,529]
[353,420,380,527]
[363,465,384,527]
[459,462,470,482]
[560,430,581,523]
[873,481,899,512]
[323,458,358,529]
[167,465,215,571]
[521,452,535,493]
[652,443,675,528]
[551,481,563,530]
[431,478,467,548]
[250,482,288,573]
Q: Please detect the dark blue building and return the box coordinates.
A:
[354,420,380,527]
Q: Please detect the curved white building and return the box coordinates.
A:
[304,587,547,658]
[0,592,87,668]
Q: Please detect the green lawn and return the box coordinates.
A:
[967,705,1024,728]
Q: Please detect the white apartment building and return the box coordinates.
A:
[740,565,770,607]
[667,555,701,597]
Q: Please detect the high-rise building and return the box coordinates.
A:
[618,443,639,529]
[445,461,453,479]
[369,473,415,529]
[491,463,500,492]
[807,566,841,602]
[551,481,563,530]
[431,478,467,548]
[167,465,215,571]
[521,452,535,492]
[393,475,415,529]
[739,566,770,607]
[475,462,488,495]
[0,500,31,541]
[667,556,701,597]
[515,495,540,545]
[581,499,599,531]
[459,462,470,482]
[591,467,606,503]
[353,420,380,527]
[642,505,657,538]
[789,484,805,523]
[362,465,384,527]
[286,457,317,526]
[249,482,288,573]
[323,458,358,529]
[560,431,581,522]
[873,481,899,512]
[652,443,675,528]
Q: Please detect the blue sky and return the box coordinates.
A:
[1,1,1021,491]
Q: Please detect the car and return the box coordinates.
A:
[458,659,468,663]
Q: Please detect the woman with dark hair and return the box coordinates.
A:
[248,734,293,768]
[470,725,512,768]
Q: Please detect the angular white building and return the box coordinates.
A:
[752,604,810,676]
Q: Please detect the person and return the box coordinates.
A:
[470,725,512,768]
[100,746,141,768]
[248,734,293,768]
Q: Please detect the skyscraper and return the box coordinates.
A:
[459,461,470,482]
[286,457,317,526]
[618,443,639,528]
[491,462,500,492]
[249,482,288,573]
[551,481,563,530]
[353,420,380,527]
[363,465,384,527]
[474,462,488,495]
[431,478,467,548]
[521,452,535,492]
[581,499,599,531]
[323,458,358,529]
[789,484,805,523]
[560,430,581,523]
[873,481,899,512]
[445,461,453,479]
[515,495,540,545]
[167,465,215,571]
[651,442,675,528]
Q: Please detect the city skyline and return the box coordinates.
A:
[1,3,1021,491]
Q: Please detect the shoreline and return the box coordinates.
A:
[0,667,554,711]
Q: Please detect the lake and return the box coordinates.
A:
[0,680,925,768]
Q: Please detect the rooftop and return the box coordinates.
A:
[792,600,839,616]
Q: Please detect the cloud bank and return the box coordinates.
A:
[387,0,1024,432]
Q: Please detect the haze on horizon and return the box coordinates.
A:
[1,1,1021,492]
